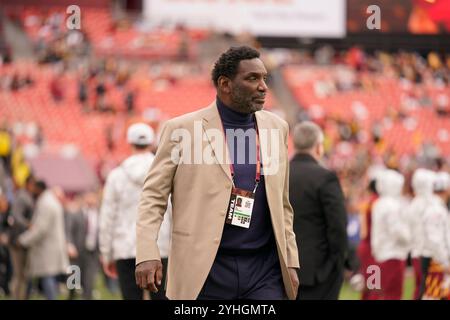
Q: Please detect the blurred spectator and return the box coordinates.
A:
[407,168,437,299]
[371,121,383,145]
[357,178,380,300]
[78,77,89,113]
[0,186,12,297]
[50,77,64,102]
[177,26,190,61]
[0,161,6,196]
[35,124,44,149]
[105,125,115,153]
[421,172,450,300]
[95,77,107,112]
[64,196,82,299]
[436,93,449,116]
[337,119,353,141]
[314,45,335,65]
[11,74,21,91]
[0,124,12,173]
[116,65,130,87]
[125,90,135,115]
[66,192,100,300]
[99,123,156,300]
[9,175,36,300]
[24,73,34,87]
[11,146,31,189]
[290,122,348,300]
[345,198,361,275]
[346,47,365,71]
[371,170,411,300]
[17,181,69,300]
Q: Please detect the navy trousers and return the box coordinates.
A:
[197,245,286,300]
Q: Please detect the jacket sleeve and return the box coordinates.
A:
[99,172,119,264]
[65,211,79,248]
[423,207,450,267]
[370,198,389,261]
[371,200,383,261]
[136,120,179,265]
[65,212,74,246]
[386,202,410,246]
[19,199,53,247]
[282,123,300,269]
[11,195,30,230]
[319,171,348,265]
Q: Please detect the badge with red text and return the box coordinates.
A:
[225,187,254,229]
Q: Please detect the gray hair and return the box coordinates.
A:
[293,121,323,152]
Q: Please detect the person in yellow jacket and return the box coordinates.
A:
[0,126,12,171]
[11,147,31,189]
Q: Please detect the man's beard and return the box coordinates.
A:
[230,87,263,114]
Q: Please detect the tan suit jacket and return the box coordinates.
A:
[136,102,299,300]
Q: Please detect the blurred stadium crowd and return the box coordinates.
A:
[0,1,449,300]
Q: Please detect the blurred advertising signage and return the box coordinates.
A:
[347,0,450,34]
[143,0,346,38]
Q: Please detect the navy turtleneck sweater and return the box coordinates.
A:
[216,98,274,251]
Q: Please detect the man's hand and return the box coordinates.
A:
[67,243,79,259]
[288,267,299,298]
[102,260,118,279]
[135,260,163,293]
[0,233,9,246]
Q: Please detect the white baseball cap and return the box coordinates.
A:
[127,123,155,146]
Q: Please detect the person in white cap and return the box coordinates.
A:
[421,172,450,300]
[406,168,437,299]
[99,122,171,300]
[371,169,411,299]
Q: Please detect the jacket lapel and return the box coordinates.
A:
[254,111,272,184]
[202,102,232,182]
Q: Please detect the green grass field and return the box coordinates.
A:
[1,269,416,300]
[339,271,415,300]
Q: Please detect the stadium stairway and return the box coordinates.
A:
[268,67,303,129]
[2,14,34,60]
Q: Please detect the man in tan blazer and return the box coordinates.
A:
[135,46,299,300]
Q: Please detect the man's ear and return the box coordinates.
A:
[218,76,231,94]
[315,143,322,158]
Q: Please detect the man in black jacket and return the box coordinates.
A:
[290,121,348,300]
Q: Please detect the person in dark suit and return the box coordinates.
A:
[290,121,348,300]
[66,192,100,300]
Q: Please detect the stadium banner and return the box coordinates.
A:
[143,0,346,38]
[347,0,450,34]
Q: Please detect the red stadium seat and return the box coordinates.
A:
[283,65,450,157]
